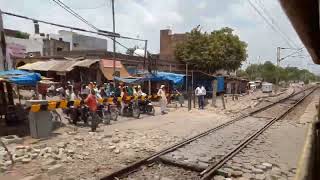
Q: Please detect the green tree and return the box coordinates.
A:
[261,61,277,83]
[246,64,262,80]
[15,31,29,39]
[245,61,319,84]
[175,26,247,73]
[236,69,248,78]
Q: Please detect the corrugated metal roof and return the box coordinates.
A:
[73,59,100,68]
[18,59,99,72]
[49,60,76,72]
[18,60,60,71]
[99,60,130,80]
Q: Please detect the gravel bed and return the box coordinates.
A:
[215,89,318,180]
[161,116,269,169]
[123,162,200,180]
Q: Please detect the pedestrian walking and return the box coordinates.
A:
[157,85,167,114]
[195,85,202,109]
[200,85,206,109]
[84,89,98,132]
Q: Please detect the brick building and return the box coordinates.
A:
[160,29,187,62]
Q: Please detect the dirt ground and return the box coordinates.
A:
[0,88,295,180]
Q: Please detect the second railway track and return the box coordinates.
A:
[101,86,317,180]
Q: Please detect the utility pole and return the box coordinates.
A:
[143,40,148,71]
[111,0,116,75]
[0,9,6,71]
[276,47,281,92]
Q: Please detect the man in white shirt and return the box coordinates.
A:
[158,85,167,114]
[200,85,206,109]
[195,85,202,109]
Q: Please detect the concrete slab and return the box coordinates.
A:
[299,96,319,124]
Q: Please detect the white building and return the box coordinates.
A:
[49,30,108,51]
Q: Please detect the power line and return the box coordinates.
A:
[2,11,118,37]
[247,0,296,48]
[52,0,142,45]
[52,0,99,30]
[71,1,108,10]
[280,48,303,61]
[50,0,147,58]
[2,11,146,42]
[254,0,298,48]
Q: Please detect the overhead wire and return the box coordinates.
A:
[71,1,108,10]
[247,0,296,48]
[280,48,304,61]
[50,0,147,58]
[52,0,99,30]
[254,0,299,48]
[2,11,118,37]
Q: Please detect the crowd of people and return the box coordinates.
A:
[46,81,148,101]
[43,81,169,115]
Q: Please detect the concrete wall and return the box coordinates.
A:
[72,33,107,51]
[43,39,70,56]
[50,30,108,51]
[5,36,43,54]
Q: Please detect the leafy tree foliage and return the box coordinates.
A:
[245,61,319,84]
[15,31,29,39]
[236,69,248,77]
[175,26,247,73]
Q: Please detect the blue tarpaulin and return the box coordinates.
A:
[142,72,185,85]
[216,76,225,93]
[0,70,41,86]
[114,77,140,84]
[0,69,30,76]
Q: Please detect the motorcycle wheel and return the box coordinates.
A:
[132,106,140,119]
[110,109,119,121]
[102,110,111,125]
[70,110,78,125]
[149,106,155,116]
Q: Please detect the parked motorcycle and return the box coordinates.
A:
[64,105,88,125]
[138,98,155,116]
[119,99,140,119]
[96,103,118,125]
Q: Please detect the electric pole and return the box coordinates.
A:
[111,0,116,75]
[276,47,281,91]
[0,9,7,71]
[143,40,147,71]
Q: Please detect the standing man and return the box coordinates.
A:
[84,89,98,132]
[195,85,202,109]
[157,85,167,114]
[200,85,206,109]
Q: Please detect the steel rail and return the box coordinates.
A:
[200,87,317,180]
[100,87,314,180]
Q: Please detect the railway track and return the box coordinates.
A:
[101,86,317,180]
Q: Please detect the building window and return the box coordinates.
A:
[57,47,63,52]
[73,43,78,47]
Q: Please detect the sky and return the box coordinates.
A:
[1,0,320,73]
